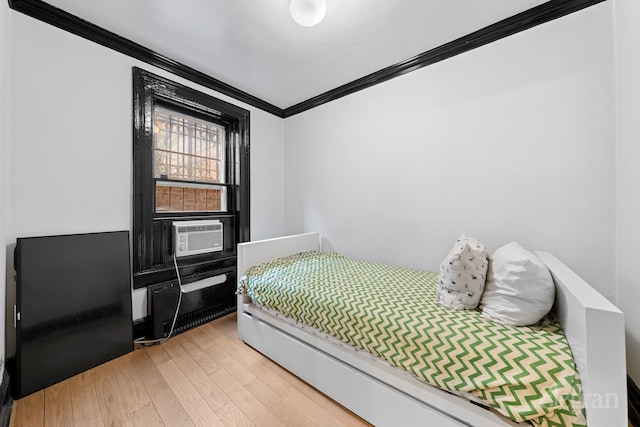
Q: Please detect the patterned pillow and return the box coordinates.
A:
[480,241,555,326]
[437,233,489,310]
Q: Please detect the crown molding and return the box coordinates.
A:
[7,0,284,117]
[282,0,606,117]
[8,0,605,118]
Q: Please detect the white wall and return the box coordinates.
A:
[284,3,617,303]
[5,10,285,340]
[614,0,640,384]
[0,1,10,374]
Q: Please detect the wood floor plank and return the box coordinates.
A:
[244,358,293,397]
[11,390,44,427]
[271,393,321,427]
[130,402,165,427]
[215,401,255,427]
[173,332,220,375]
[110,352,153,414]
[207,341,256,386]
[245,378,317,427]
[129,348,194,427]
[183,324,216,350]
[203,322,266,370]
[202,319,236,344]
[210,367,286,427]
[91,360,136,427]
[214,312,240,340]
[68,371,105,427]
[162,336,230,411]
[144,339,173,366]
[157,359,226,427]
[244,376,284,409]
[43,379,74,427]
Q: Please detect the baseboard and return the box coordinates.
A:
[630,375,640,427]
[133,316,151,340]
[0,368,13,427]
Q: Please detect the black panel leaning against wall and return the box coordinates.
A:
[132,67,250,289]
[9,0,606,118]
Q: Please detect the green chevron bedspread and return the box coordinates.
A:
[238,251,586,426]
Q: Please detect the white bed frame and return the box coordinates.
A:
[236,232,627,426]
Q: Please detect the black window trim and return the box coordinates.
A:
[132,67,250,289]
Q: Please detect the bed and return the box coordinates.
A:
[236,232,627,426]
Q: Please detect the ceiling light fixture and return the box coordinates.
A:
[290,0,327,27]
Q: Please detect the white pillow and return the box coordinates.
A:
[436,234,489,310]
[480,241,555,326]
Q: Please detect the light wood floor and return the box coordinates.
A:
[9,313,371,427]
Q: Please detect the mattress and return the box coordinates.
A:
[238,251,586,427]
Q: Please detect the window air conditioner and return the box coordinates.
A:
[173,220,223,257]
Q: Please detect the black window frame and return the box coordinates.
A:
[132,67,250,289]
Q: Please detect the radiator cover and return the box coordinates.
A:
[147,271,236,339]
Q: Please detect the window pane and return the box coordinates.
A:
[155,182,227,213]
[156,185,170,212]
[153,107,226,184]
[170,187,184,211]
[195,188,208,211]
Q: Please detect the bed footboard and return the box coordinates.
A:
[536,252,627,426]
[237,232,320,341]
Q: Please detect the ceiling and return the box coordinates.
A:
[43,0,550,110]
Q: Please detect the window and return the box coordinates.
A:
[132,68,250,289]
[153,107,227,213]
